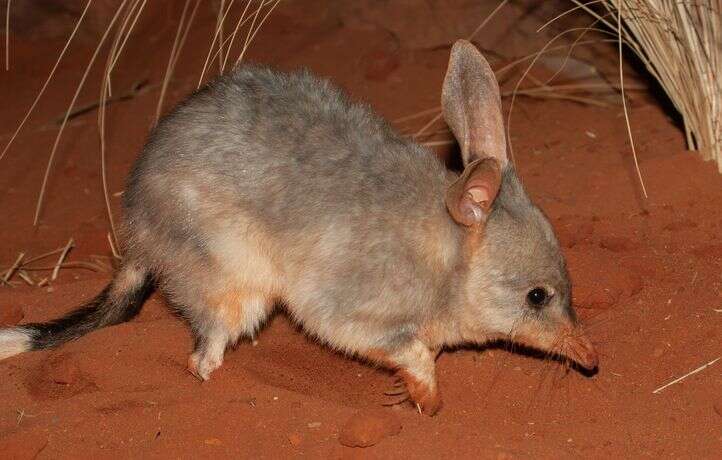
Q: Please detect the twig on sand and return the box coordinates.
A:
[652,357,721,394]
[2,252,24,283]
[16,270,35,286]
[16,409,25,425]
[51,238,75,281]
[17,247,65,266]
[16,408,37,426]
[53,79,153,125]
[1,241,114,287]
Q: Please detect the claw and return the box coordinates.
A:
[384,387,408,396]
[186,366,206,382]
[186,355,206,381]
[382,393,410,406]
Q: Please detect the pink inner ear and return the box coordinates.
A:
[466,186,491,206]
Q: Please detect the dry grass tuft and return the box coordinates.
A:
[577,0,721,172]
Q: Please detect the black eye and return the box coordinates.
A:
[527,287,550,307]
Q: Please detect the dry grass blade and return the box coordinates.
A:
[100,0,148,255]
[615,2,648,197]
[3,252,24,283]
[413,113,444,139]
[216,0,229,71]
[107,0,148,77]
[393,107,442,124]
[107,232,121,260]
[467,0,510,41]
[16,270,35,286]
[155,0,193,123]
[0,0,93,163]
[234,0,282,68]
[507,89,611,107]
[495,38,618,78]
[89,254,113,272]
[21,246,67,266]
[221,0,255,72]
[155,0,202,123]
[537,0,605,32]
[198,0,237,87]
[652,357,720,394]
[541,13,615,86]
[4,0,9,70]
[234,0,265,68]
[51,238,75,281]
[24,261,106,273]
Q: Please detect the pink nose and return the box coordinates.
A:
[564,332,599,370]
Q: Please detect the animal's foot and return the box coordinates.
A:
[187,351,223,381]
[382,373,441,416]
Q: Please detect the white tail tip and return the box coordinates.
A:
[0,328,32,360]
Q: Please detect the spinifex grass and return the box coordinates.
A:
[577,0,721,172]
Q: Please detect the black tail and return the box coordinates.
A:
[0,264,153,359]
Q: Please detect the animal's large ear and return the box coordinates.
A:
[446,157,502,227]
[442,40,507,168]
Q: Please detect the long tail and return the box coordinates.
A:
[0,263,153,360]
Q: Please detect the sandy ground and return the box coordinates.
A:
[0,1,720,458]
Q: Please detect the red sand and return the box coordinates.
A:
[1,2,720,458]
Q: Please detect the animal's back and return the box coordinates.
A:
[127,66,452,239]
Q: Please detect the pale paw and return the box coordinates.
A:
[187,352,223,381]
[381,374,441,416]
[397,370,442,416]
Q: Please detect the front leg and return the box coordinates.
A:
[382,340,441,415]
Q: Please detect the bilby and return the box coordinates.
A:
[0,40,597,415]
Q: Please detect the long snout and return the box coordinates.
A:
[561,329,598,370]
[511,322,599,371]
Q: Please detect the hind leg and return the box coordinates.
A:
[186,290,274,381]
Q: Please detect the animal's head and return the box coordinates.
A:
[441,40,597,371]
